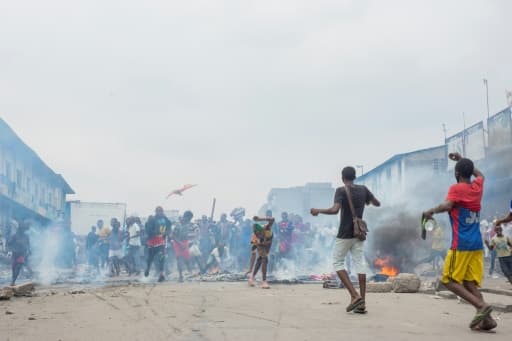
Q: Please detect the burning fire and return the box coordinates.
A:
[374,257,399,277]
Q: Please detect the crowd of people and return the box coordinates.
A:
[82,206,334,283]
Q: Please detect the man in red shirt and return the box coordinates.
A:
[145,207,172,282]
[423,153,495,331]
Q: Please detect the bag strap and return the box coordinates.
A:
[344,185,357,218]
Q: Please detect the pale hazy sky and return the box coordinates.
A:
[1,0,511,218]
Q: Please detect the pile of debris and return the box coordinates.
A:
[187,271,247,282]
[323,273,422,293]
[0,282,35,300]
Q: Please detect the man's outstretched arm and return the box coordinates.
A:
[495,213,512,226]
[253,216,275,229]
[423,201,454,220]
[310,203,341,216]
[370,197,381,207]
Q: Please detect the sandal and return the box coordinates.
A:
[354,305,367,314]
[346,298,364,312]
[471,316,497,332]
[469,306,493,329]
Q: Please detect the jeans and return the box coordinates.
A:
[489,249,497,275]
[498,255,512,278]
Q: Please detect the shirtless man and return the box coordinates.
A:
[248,215,275,289]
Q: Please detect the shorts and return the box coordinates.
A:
[172,240,190,259]
[257,244,271,258]
[109,249,123,258]
[189,243,201,258]
[332,238,366,274]
[442,249,484,286]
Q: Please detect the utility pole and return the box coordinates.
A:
[483,78,490,120]
[442,123,447,142]
[356,165,364,177]
[462,112,466,157]
[210,198,216,221]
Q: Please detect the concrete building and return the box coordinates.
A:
[262,182,337,226]
[0,118,74,228]
[356,145,447,203]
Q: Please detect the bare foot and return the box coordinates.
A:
[248,277,255,287]
[261,281,270,289]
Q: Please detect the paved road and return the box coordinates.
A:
[1,282,511,341]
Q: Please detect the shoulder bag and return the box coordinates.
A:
[345,185,368,241]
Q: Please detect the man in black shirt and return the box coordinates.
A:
[86,226,99,273]
[7,221,31,286]
[311,166,380,314]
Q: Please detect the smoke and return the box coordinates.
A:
[271,225,336,280]
[32,228,61,285]
[366,211,432,273]
[362,167,453,273]
[26,222,86,286]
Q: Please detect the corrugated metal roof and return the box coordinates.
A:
[357,145,446,182]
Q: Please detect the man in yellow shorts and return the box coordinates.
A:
[423,153,495,331]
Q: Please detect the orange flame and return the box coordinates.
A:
[374,257,399,277]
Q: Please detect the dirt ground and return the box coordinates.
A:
[1,281,511,341]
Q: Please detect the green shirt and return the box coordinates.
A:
[490,235,512,258]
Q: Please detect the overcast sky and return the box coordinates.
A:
[1,0,511,218]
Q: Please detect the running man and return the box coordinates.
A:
[311,166,380,314]
[7,221,30,286]
[108,219,124,277]
[126,217,142,275]
[145,207,172,282]
[248,215,275,289]
[423,153,495,331]
[97,219,111,269]
[172,210,195,282]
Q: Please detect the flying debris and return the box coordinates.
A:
[166,184,197,199]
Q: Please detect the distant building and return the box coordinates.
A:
[262,182,337,226]
[356,145,447,203]
[0,118,74,228]
[445,121,486,170]
[481,107,512,217]
[487,107,512,150]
